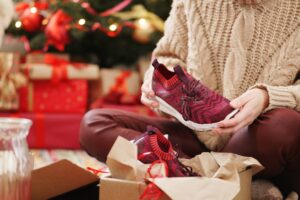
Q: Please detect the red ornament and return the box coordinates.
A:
[45,9,72,51]
[20,8,44,33]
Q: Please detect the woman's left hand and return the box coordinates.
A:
[213,88,269,135]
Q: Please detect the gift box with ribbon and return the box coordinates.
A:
[19,54,100,113]
[100,68,141,105]
[0,52,27,111]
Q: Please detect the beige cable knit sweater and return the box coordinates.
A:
[147,0,300,150]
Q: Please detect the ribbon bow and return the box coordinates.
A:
[0,55,27,110]
[43,54,83,83]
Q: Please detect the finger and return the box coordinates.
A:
[218,105,253,128]
[216,113,254,135]
[230,93,251,109]
[146,91,155,98]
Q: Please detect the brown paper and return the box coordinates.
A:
[22,63,100,80]
[105,136,264,200]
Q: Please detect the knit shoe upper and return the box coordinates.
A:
[133,126,197,177]
[151,59,237,131]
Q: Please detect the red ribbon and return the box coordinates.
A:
[34,113,45,148]
[81,0,132,17]
[140,160,168,200]
[44,54,69,83]
[20,36,31,52]
[87,167,110,175]
[103,70,132,104]
[43,54,84,83]
[92,21,134,38]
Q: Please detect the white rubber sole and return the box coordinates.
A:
[154,96,239,132]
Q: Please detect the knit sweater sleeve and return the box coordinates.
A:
[251,42,300,112]
[151,0,188,69]
[253,83,300,112]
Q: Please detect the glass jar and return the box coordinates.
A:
[0,118,33,200]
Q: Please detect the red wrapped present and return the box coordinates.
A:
[0,112,83,149]
[19,54,100,113]
[19,80,87,113]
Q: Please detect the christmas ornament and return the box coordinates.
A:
[20,8,44,33]
[45,9,72,51]
[133,18,155,43]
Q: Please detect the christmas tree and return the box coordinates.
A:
[7,0,172,67]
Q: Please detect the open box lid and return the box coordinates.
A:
[31,159,100,200]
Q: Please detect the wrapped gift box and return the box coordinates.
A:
[22,62,100,80]
[19,54,100,113]
[0,52,26,111]
[0,112,83,149]
[100,68,141,105]
[19,80,87,113]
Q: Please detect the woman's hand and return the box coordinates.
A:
[213,88,269,135]
[140,68,159,109]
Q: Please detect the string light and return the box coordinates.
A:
[15,21,22,28]
[78,18,86,25]
[109,23,118,32]
[136,18,151,29]
[30,7,37,14]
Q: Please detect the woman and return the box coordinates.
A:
[80,0,300,196]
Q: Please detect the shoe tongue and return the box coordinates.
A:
[174,65,189,84]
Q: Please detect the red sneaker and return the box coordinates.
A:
[133,126,197,177]
[151,59,238,131]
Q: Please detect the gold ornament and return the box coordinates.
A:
[132,18,155,43]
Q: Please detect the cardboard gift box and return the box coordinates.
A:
[31,159,99,200]
[0,112,83,149]
[100,137,264,200]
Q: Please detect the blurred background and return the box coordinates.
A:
[0,0,171,170]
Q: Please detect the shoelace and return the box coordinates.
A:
[181,79,203,121]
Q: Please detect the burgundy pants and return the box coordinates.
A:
[79,108,300,194]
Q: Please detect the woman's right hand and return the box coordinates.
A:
[140,67,159,109]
